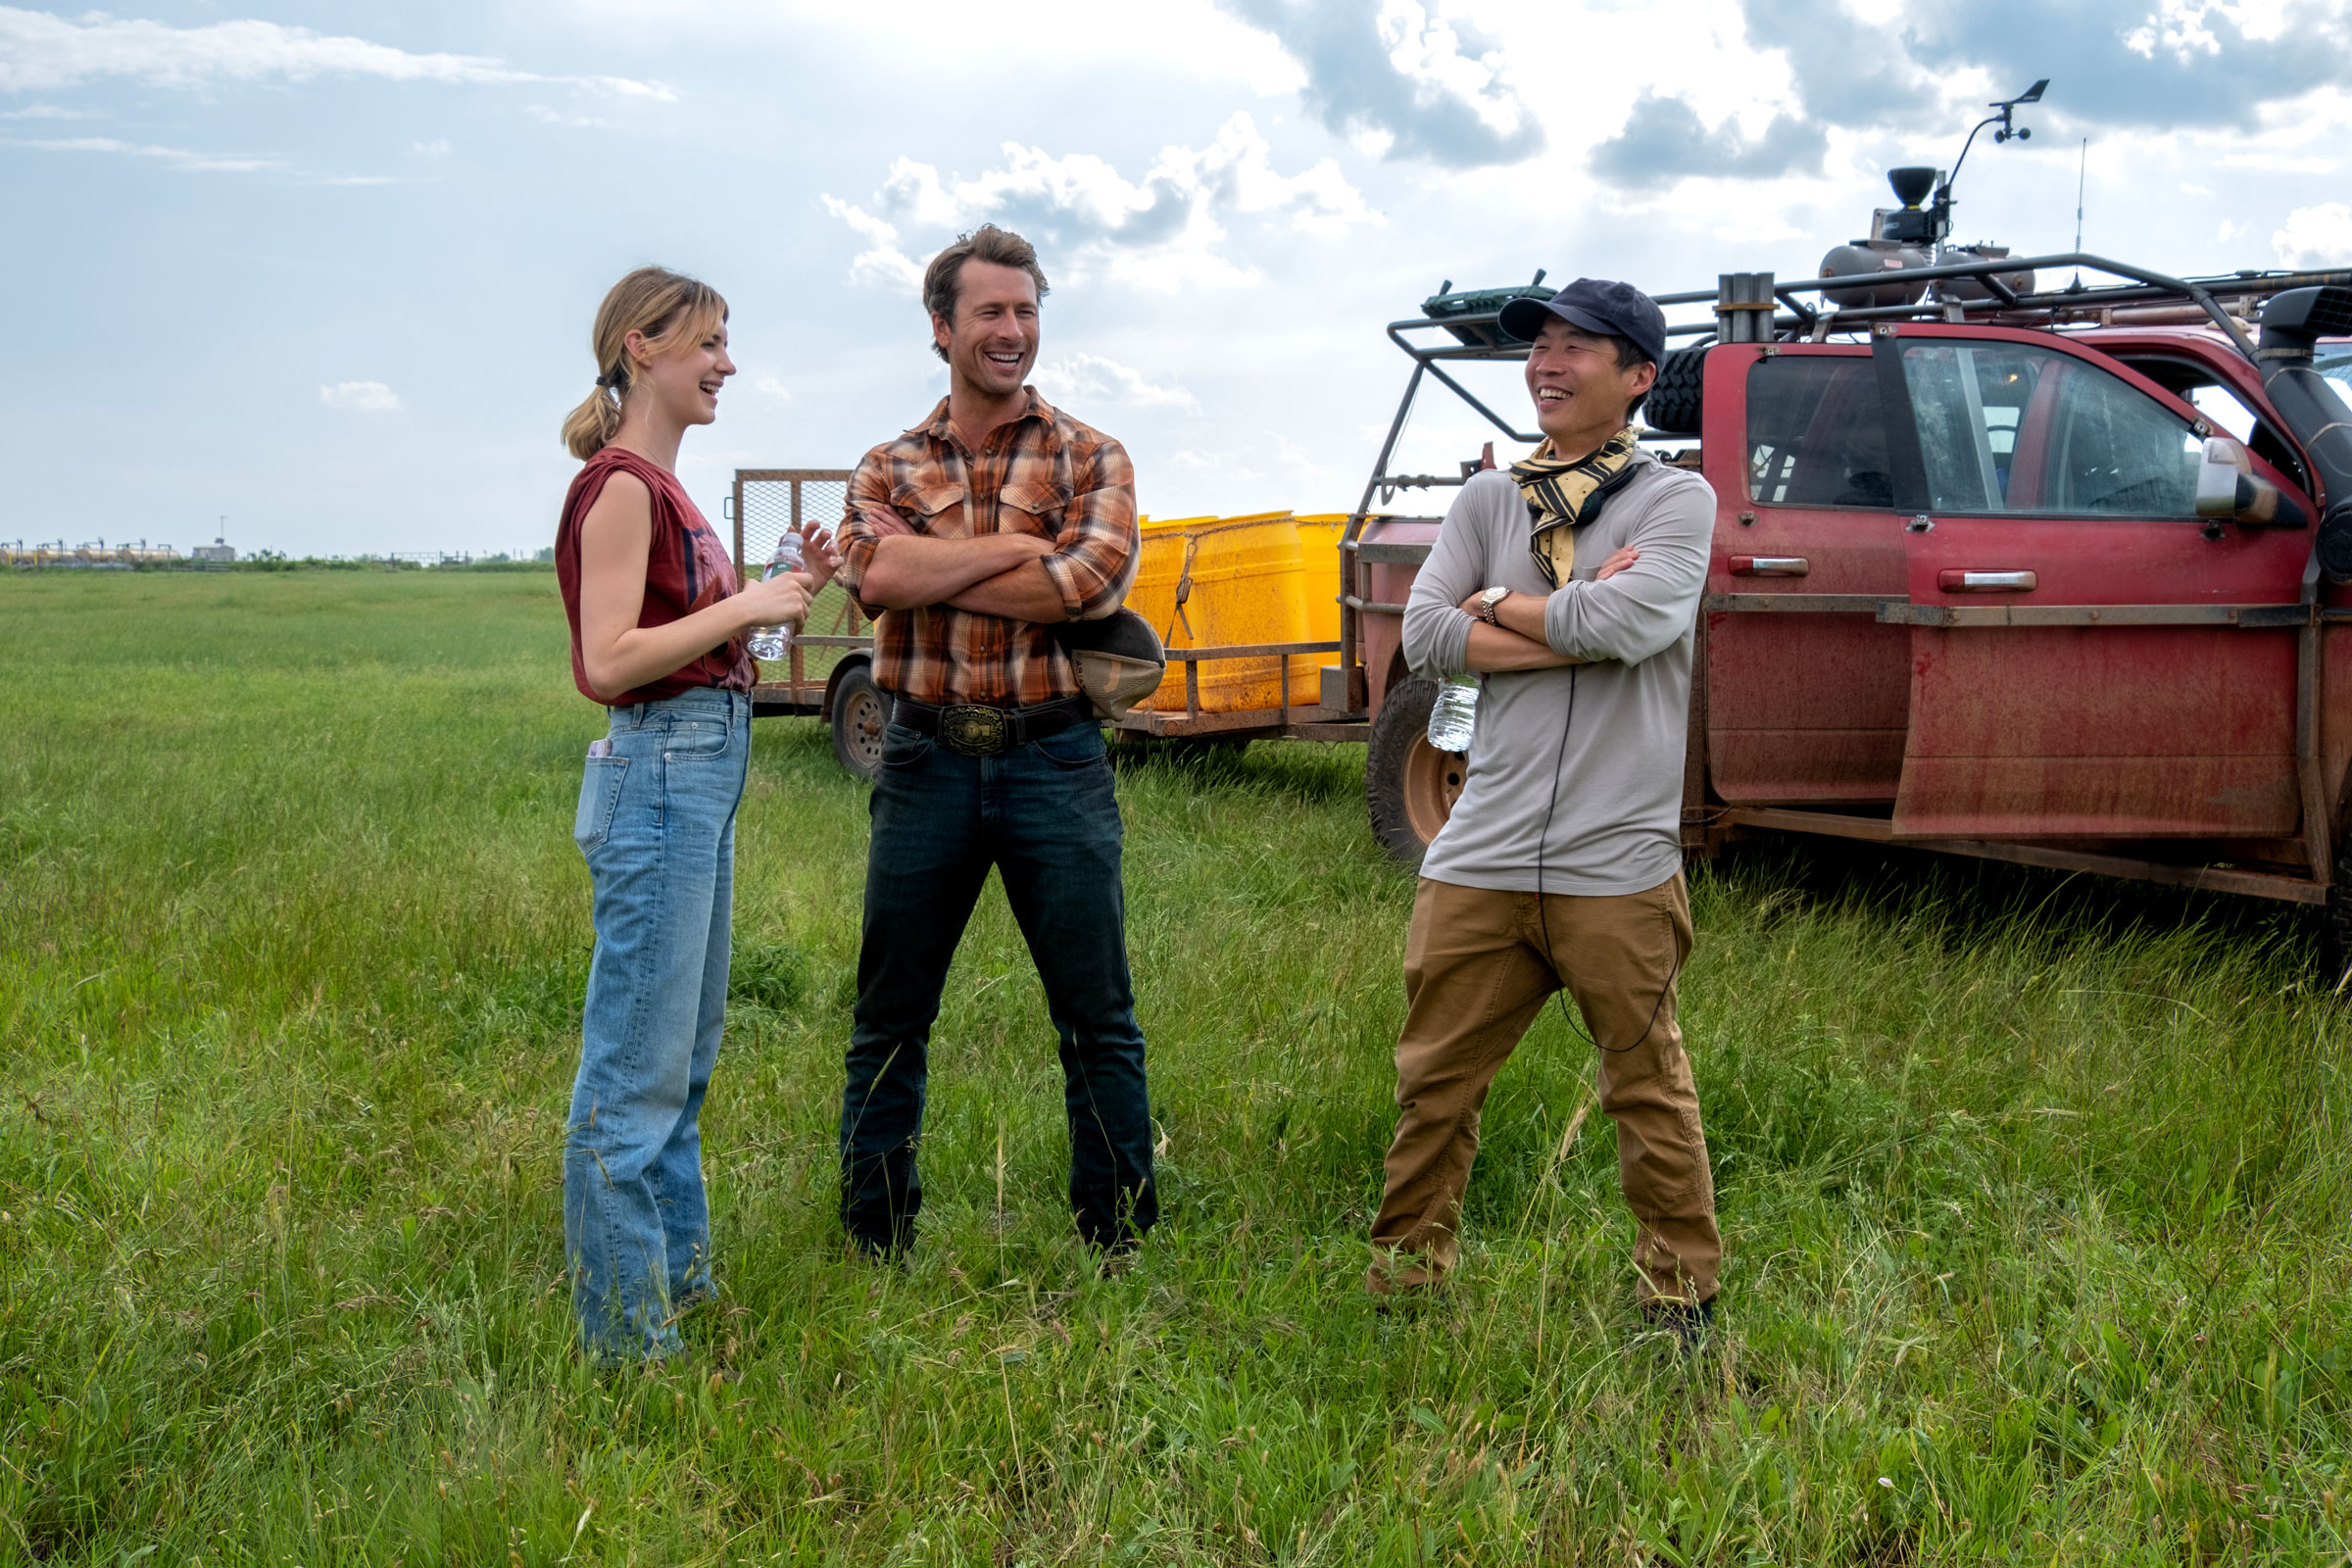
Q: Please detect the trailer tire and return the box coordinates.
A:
[1367,674,1465,866]
[2326,838,2352,994]
[829,659,889,782]
[1642,344,1709,438]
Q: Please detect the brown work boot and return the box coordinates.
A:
[1364,1250,1442,1298]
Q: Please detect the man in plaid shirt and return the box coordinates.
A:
[833,223,1154,1261]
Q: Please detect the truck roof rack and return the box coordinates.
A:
[1399,253,2352,363]
[1372,252,2352,465]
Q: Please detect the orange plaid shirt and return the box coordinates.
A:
[838,390,1139,708]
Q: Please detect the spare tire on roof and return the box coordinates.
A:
[1642,344,1710,437]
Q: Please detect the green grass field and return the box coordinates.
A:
[7,569,2352,1565]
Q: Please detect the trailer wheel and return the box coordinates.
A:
[829,660,889,781]
[2326,839,2352,993]
[1366,674,1464,865]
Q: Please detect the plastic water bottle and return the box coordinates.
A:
[1426,675,1479,753]
[746,533,804,662]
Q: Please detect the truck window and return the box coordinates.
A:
[1901,341,2200,516]
[1745,356,1892,509]
[2110,351,2312,497]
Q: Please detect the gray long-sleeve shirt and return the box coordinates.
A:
[1404,451,1715,896]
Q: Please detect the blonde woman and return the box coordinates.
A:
[554,267,831,1361]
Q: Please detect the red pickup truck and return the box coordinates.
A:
[1345,256,2352,972]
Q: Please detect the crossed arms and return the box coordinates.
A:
[836,450,1139,624]
[1401,472,1712,679]
[847,515,1068,621]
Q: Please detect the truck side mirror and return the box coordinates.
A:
[2194,436,2306,528]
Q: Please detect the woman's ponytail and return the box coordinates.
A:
[562,375,626,462]
[560,268,729,462]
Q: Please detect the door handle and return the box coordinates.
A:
[1730,556,1809,576]
[1936,569,2038,593]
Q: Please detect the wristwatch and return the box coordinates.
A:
[1477,586,1509,625]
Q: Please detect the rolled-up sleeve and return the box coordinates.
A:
[1037,438,1138,621]
[833,455,893,607]
[1402,475,1501,679]
[1542,473,1712,665]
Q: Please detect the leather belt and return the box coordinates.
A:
[890,695,1093,758]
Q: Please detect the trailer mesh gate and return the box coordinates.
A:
[731,468,864,697]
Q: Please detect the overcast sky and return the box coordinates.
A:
[7,0,2351,557]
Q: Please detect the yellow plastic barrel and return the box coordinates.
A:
[1157,512,1313,712]
[1129,514,1214,653]
[1292,514,1350,680]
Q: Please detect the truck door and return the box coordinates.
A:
[1878,325,2310,841]
[1704,344,1911,804]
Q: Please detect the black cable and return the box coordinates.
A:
[1531,663,1685,1054]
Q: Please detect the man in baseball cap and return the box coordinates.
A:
[1496,275,1669,367]
[1365,274,1723,1348]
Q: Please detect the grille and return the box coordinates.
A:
[731,468,865,696]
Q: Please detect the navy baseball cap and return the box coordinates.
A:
[1498,277,1668,365]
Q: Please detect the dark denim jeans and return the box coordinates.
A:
[842,716,1155,1254]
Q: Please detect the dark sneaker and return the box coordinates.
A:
[846,1233,909,1266]
[1641,1297,1716,1353]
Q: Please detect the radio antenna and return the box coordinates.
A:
[2071,137,2087,290]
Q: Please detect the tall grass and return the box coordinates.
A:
[3,569,2349,1564]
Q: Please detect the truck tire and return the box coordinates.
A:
[1643,344,1709,438]
[829,659,889,781]
[1366,674,1465,866]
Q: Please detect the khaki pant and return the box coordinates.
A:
[1369,873,1720,1304]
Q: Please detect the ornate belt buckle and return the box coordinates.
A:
[939,704,1010,757]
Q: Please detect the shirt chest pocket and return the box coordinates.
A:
[999,480,1071,542]
[891,482,966,537]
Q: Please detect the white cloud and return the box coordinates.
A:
[818,195,928,294]
[821,113,1376,296]
[0,101,94,120]
[1034,354,1200,414]
[748,375,793,404]
[319,381,402,413]
[525,105,620,129]
[1375,0,1541,147]
[0,8,671,98]
[7,135,280,172]
[2275,202,2352,268]
[412,139,451,156]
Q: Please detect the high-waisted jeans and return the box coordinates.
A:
[564,687,748,1359]
[841,716,1155,1255]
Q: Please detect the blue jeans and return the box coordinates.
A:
[842,717,1155,1254]
[564,688,748,1359]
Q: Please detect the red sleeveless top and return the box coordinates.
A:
[556,446,753,706]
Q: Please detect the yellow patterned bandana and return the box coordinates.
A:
[1511,426,1642,587]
